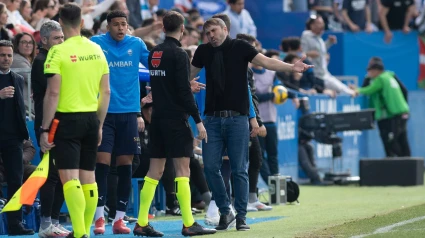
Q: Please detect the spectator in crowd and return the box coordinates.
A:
[279,53,308,93]
[126,0,142,28]
[30,0,51,30]
[223,0,257,38]
[140,0,159,20]
[11,32,36,109]
[0,3,12,41]
[291,0,308,11]
[355,58,411,157]
[5,0,22,29]
[189,14,204,30]
[309,0,334,29]
[301,15,355,96]
[341,0,373,32]
[379,0,416,43]
[31,20,69,238]
[13,0,34,32]
[279,37,332,95]
[0,39,34,235]
[82,0,116,30]
[185,25,200,46]
[18,0,32,29]
[140,17,163,43]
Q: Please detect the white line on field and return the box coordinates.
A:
[351,215,425,238]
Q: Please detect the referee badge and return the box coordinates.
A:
[128,49,133,56]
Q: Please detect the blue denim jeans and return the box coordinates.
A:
[202,115,249,219]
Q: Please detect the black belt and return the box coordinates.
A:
[205,110,242,117]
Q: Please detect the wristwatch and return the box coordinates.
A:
[39,127,49,134]
[137,113,142,118]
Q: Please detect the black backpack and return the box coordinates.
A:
[286,177,300,203]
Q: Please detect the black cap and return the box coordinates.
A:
[367,61,384,71]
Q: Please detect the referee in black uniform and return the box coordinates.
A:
[133,11,215,237]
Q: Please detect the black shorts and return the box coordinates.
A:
[150,118,194,159]
[98,113,141,156]
[50,112,99,171]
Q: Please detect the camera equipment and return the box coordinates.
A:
[299,109,375,183]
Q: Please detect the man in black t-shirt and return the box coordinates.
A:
[191,18,312,232]
[379,0,416,43]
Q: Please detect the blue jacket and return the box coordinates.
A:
[91,33,149,113]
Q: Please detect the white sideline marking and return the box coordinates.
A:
[351,216,425,238]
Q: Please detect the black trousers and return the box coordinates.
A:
[248,136,263,193]
[377,115,411,157]
[36,131,65,220]
[298,142,321,182]
[0,139,23,226]
[259,122,279,184]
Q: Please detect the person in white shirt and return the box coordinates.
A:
[223,0,256,39]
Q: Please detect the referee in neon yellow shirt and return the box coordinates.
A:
[39,3,110,238]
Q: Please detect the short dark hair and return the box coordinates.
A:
[141,18,155,27]
[186,8,199,17]
[59,3,82,27]
[283,53,300,63]
[0,40,13,49]
[107,10,127,24]
[212,13,231,30]
[370,56,383,63]
[81,28,94,38]
[228,0,239,4]
[163,11,184,33]
[286,37,301,51]
[265,50,280,59]
[156,9,167,17]
[236,33,256,45]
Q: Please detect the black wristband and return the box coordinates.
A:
[39,127,49,134]
[137,113,142,118]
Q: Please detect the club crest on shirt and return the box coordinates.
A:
[128,49,133,56]
[151,51,163,68]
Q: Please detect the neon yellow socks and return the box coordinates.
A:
[63,179,86,237]
[175,177,195,227]
[137,177,158,226]
[82,183,98,236]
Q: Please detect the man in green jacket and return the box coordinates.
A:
[355,61,410,157]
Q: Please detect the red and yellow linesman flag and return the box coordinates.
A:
[1,119,59,213]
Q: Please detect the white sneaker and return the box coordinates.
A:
[55,224,71,234]
[248,200,273,211]
[38,224,69,238]
[247,203,258,212]
[204,214,220,226]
